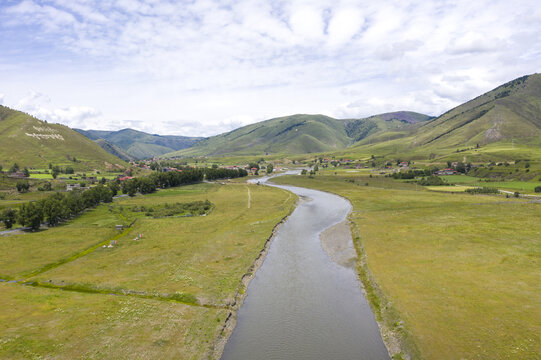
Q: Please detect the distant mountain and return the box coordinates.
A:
[0,106,127,170]
[75,128,203,159]
[94,139,134,162]
[164,112,431,157]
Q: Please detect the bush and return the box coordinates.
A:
[0,208,18,229]
[535,186,541,193]
[465,187,499,194]
[37,182,52,191]
[417,176,447,186]
[16,181,30,193]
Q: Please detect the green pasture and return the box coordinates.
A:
[0,206,122,278]
[32,183,296,306]
[272,174,540,360]
[441,175,541,193]
[0,182,295,359]
[0,282,227,360]
[28,173,53,179]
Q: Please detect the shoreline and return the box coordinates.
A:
[319,216,407,359]
[347,215,416,360]
[319,220,357,269]
[271,176,411,359]
[209,188,299,360]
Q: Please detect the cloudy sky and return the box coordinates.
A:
[0,0,540,136]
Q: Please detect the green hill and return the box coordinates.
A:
[337,73,541,162]
[164,112,431,157]
[76,128,202,159]
[0,106,127,170]
[415,74,541,148]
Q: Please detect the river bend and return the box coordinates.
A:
[221,175,390,360]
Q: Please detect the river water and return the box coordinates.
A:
[221,174,390,360]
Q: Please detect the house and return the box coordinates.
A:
[250,167,258,175]
[435,168,457,175]
[8,171,27,178]
[66,183,81,191]
[118,176,134,181]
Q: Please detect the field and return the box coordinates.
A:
[272,173,540,360]
[0,182,296,359]
[425,185,475,192]
[441,175,541,193]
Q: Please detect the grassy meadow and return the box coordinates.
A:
[0,182,296,359]
[272,173,540,360]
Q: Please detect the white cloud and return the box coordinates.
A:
[327,7,364,47]
[0,93,4,105]
[14,91,101,129]
[0,0,539,136]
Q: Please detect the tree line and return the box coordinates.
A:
[121,167,248,196]
[1,184,115,231]
[0,167,248,231]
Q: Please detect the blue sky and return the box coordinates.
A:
[0,0,540,136]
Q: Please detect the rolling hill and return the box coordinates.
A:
[415,74,541,148]
[332,73,541,161]
[164,112,431,157]
[0,106,127,170]
[75,128,202,159]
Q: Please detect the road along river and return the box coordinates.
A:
[221,174,390,360]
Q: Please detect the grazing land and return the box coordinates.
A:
[0,182,296,359]
[272,173,540,360]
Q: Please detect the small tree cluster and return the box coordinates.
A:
[16,184,114,231]
[16,181,30,193]
[465,187,499,194]
[121,168,205,197]
[0,208,18,229]
[416,176,448,186]
[205,168,248,180]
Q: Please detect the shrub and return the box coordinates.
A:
[465,187,499,194]
[535,186,541,193]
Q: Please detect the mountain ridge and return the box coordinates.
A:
[75,128,203,159]
[163,111,432,157]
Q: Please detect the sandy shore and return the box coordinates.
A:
[320,220,357,268]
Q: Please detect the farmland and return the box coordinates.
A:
[0,182,296,359]
[272,173,540,359]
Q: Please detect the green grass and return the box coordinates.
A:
[32,183,296,306]
[441,175,541,193]
[0,105,128,170]
[0,182,296,358]
[28,173,53,179]
[272,174,540,360]
[425,185,475,192]
[0,282,227,360]
[0,206,122,279]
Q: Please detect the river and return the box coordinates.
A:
[221,173,390,360]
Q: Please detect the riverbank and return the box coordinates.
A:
[318,200,409,358]
[220,178,389,360]
[271,174,540,359]
[0,183,297,359]
[211,191,299,359]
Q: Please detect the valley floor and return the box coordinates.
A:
[0,182,296,359]
[272,173,540,360]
